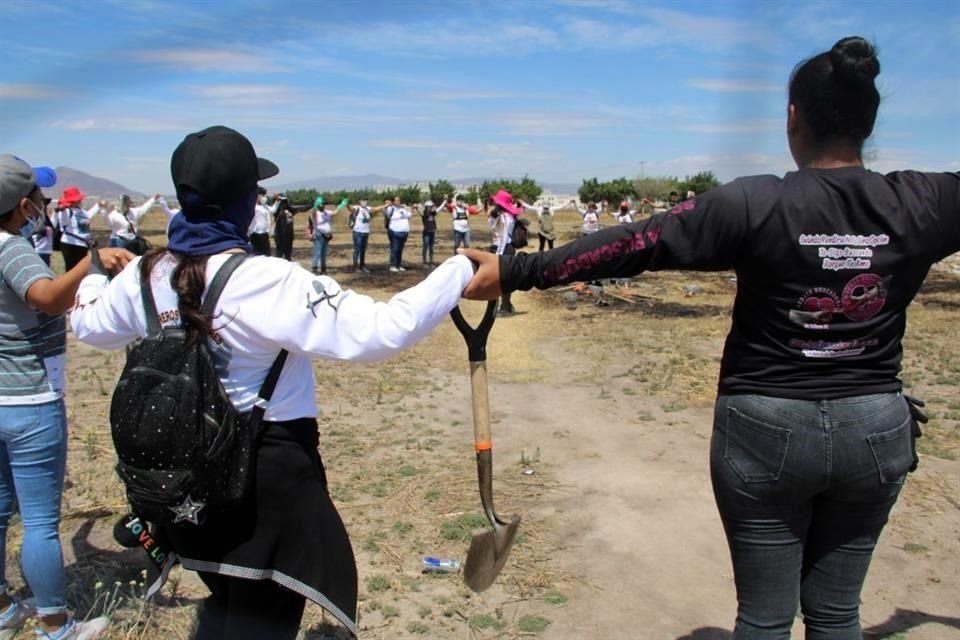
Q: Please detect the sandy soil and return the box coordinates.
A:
[6,210,957,639]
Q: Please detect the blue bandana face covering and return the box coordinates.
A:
[167,191,256,255]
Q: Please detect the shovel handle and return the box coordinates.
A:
[451,301,498,450]
[450,300,498,363]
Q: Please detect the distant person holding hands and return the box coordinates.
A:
[249,187,278,256]
[518,199,575,252]
[56,186,102,269]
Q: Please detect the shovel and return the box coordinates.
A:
[450,300,521,593]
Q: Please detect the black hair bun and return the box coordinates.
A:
[829,36,880,86]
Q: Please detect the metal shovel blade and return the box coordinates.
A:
[463,513,521,593]
[451,302,521,593]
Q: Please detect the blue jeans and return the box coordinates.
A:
[422,231,435,264]
[453,230,470,252]
[389,231,408,268]
[311,234,330,272]
[352,232,368,267]
[711,393,912,640]
[0,399,68,615]
[109,236,125,247]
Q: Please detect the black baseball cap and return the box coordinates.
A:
[171,125,278,216]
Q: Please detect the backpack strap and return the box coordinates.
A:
[200,254,288,417]
[249,349,288,429]
[200,253,247,316]
[258,350,288,402]
[139,266,162,335]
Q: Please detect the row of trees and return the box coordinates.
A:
[577,171,722,204]
[280,172,718,208]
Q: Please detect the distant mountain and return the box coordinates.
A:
[52,167,147,202]
[270,174,411,192]
[451,177,580,194]
[271,174,579,194]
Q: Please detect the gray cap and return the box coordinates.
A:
[0,155,57,214]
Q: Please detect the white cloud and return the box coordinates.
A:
[862,147,958,174]
[50,118,184,132]
[424,91,510,102]
[136,49,285,73]
[0,83,61,100]
[880,74,960,118]
[188,84,301,106]
[648,152,795,182]
[310,19,560,57]
[679,119,782,134]
[687,79,783,93]
[498,111,621,135]
[555,0,637,12]
[370,138,469,151]
[639,7,773,50]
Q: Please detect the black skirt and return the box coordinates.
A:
[155,418,358,636]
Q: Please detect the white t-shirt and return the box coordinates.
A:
[451,205,470,233]
[312,208,333,235]
[580,207,600,234]
[105,209,136,241]
[71,253,474,421]
[351,206,371,234]
[489,214,515,255]
[386,206,411,233]
[57,204,100,247]
[250,200,278,235]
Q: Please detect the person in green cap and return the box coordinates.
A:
[306,196,338,275]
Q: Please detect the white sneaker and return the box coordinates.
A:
[397,266,407,272]
[0,597,36,640]
[389,266,399,272]
[36,615,109,640]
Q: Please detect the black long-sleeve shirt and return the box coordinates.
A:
[501,167,960,399]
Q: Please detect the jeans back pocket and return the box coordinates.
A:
[724,407,792,483]
[867,417,913,485]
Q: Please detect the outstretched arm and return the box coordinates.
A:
[463,180,749,298]
[128,194,159,224]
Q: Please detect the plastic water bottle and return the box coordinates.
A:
[421,556,461,573]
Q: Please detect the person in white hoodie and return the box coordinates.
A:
[69,125,477,640]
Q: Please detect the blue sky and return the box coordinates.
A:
[3,0,958,193]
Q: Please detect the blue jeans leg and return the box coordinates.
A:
[710,393,911,640]
[453,230,470,253]
[0,400,68,615]
[311,236,329,272]
[422,232,435,263]
[352,231,362,267]
[387,230,397,267]
[358,233,369,267]
[394,232,408,267]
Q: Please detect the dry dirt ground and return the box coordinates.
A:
[5,210,958,639]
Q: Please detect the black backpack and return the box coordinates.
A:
[511,217,530,249]
[110,254,287,526]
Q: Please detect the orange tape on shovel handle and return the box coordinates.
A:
[475,440,492,452]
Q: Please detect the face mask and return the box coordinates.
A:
[20,200,45,239]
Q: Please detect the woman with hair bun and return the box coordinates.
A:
[461,36,959,639]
